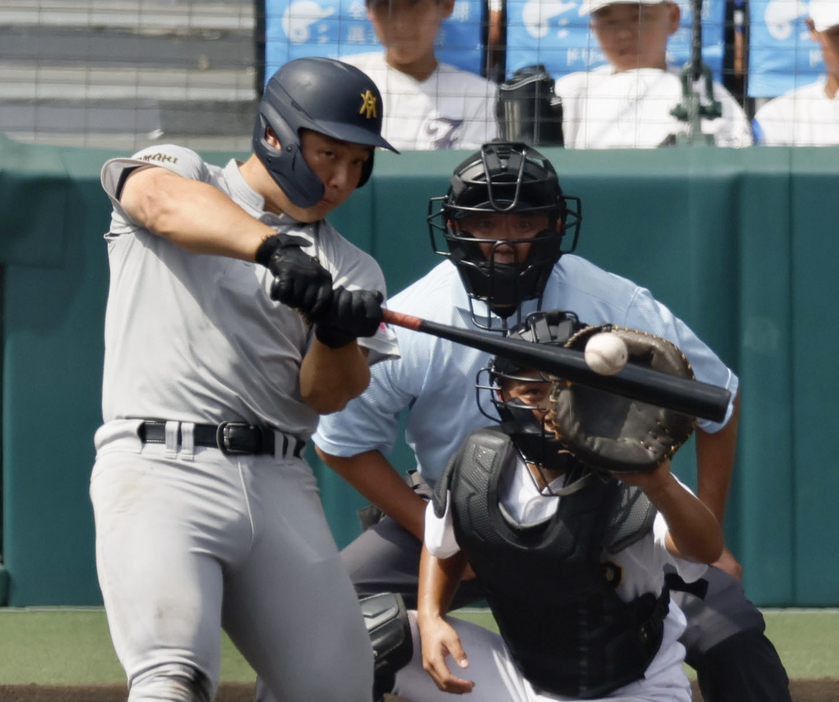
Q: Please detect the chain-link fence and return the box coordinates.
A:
[1,0,259,151]
[2,0,836,151]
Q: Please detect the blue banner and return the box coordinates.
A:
[505,0,725,81]
[748,0,825,97]
[264,0,485,83]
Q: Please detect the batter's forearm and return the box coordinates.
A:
[300,341,370,415]
[120,166,274,260]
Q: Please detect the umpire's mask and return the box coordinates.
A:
[428,141,581,331]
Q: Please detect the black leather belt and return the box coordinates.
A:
[137,421,305,458]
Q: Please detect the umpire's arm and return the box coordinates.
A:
[316,448,427,541]
[695,391,742,577]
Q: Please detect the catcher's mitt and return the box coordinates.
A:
[546,325,696,474]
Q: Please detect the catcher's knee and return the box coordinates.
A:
[361,592,413,701]
[128,662,213,702]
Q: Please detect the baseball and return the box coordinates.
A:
[584,333,628,376]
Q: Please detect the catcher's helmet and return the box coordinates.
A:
[477,310,586,475]
[428,141,581,330]
[253,57,398,208]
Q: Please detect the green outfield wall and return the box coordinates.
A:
[1,134,836,607]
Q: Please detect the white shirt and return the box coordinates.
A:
[314,257,739,485]
[555,66,753,149]
[340,52,498,151]
[754,78,839,146]
[98,144,399,438]
[424,453,707,692]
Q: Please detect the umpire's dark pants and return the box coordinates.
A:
[342,514,792,702]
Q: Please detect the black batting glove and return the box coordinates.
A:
[256,234,333,322]
[314,287,384,349]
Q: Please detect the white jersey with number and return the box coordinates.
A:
[341,52,498,151]
[754,78,839,146]
[555,65,753,149]
[99,143,398,438]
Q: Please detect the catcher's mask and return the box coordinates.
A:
[253,57,398,209]
[428,141,582,330]
[477,310,587,477]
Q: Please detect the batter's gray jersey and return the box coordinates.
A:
[99,144,399,438]
[93,143,400,702]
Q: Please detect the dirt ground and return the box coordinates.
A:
[1,681,837,702]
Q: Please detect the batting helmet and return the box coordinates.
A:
[428,141,581,330]
[477,310,587,477]
[253,57,398,208]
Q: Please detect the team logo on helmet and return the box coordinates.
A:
[252,57,397,208]
[359,90,379,119]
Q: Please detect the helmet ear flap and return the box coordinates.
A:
[428,142,580,328]
[252,102,325,209]
[252,57,396,208]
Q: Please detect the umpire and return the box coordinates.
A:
[306,141,791,702]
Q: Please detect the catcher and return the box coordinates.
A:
[389,310,723,702]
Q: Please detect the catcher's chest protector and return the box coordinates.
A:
[446,428,668,699]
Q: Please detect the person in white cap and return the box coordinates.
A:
[554,0,753,148]
[754,0,839,146]
[340,0,498,151]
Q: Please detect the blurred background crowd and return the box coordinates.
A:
[1,0,835,152]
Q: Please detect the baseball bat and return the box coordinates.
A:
[382,309,731,423]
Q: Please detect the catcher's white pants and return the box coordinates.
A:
[394,613,692,702]
[90,432,373,702]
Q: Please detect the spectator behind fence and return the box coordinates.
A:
[753,0,839,146]
[341,0,498,150]
[555,0,753,149]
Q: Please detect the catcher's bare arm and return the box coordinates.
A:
[417,546,474,693]
[620,461,724,565]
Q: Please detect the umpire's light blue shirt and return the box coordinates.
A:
[314,256,739,488]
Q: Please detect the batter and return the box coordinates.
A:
[90,57,399,702]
